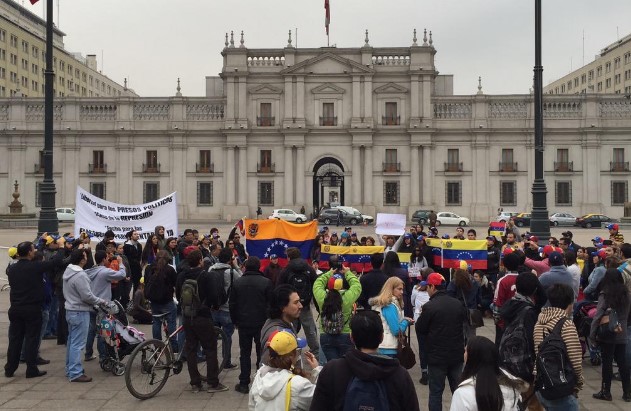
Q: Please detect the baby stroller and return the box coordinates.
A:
[573,301,602,366]
[96,301,146,375]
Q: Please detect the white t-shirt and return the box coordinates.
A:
[411,286,430,322]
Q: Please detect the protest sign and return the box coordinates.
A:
[375,213,406,235]
[74,186,178,242]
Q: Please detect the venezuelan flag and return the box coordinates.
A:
[244,219,318,267]
[397,252,412,270]
[489,222,506,238]
[426,237,443,267]
[442,239,488,270]
[319,245,384,264]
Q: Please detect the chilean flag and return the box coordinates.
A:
[324,0,330,35]
[30,0,40,4]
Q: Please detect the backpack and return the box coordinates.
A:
[535,317,577,400]
[144,266,170,303]
[342,377,389,411]
[499,306,534,381]
[288,269,313,306]
[321,307,345,335]
[207,267,234,310]
[180,273,202,318]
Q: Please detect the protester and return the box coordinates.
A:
[369,276,413,357]
[144,249,178,352]
[129,276,152,324]
[447,266,481,341]
[262,254,282,286]
[383,251,413,318]
[474,271,494,317]
[412,269,432,385]
[260,285,302,365]
[357,253,388,309]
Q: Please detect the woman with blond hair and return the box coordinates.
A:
[369,276,415,357]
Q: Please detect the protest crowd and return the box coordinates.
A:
[3,215,631,411]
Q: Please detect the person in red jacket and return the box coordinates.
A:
[493,252,521,346]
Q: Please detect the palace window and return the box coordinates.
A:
[197,182,213,206]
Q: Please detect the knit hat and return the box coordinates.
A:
[529,235,539,244]
[327,274,344,291]
[459,260,471,271]
[182,245,198,257]
[607,223,619,231]
[341,232,349,239]
[267,330,306,356]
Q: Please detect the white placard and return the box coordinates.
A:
[375,213,406,235]
[74,186,178,242]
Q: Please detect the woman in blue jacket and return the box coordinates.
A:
[370,276,414,357]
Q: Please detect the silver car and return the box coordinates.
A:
[549,212,577,226]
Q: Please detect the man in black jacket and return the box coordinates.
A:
[229,256,273,394]
[175,250,228,393]
[357,253,387,309]
[310,310,420,411]
[485,236,501,285]
[417,273,467,411]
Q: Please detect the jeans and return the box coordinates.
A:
[5,309,42,377]
[535,392,578,411]
[297,305,320,358]
[151,301,178,353]
[212,310,234,365]
[320,333,353,362]
[427,362,463,411]
[46,297,57,336]
[600,342,630,394]
[86,311,107,359]
[238,326,262,386]
[65,310,90,381]
[183,316,219,387]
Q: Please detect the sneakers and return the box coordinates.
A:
[207,383,229,393]
[234,383,249,394]
[84,355,97,362]
[70,374,92,383]
[224,363,238,370]
[191,384,203,393]
[593,390,612,401]
[419,371,428,385]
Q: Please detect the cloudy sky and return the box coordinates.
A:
[21,0,631,97]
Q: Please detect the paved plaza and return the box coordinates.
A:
[0,223,630,410]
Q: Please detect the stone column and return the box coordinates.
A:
[352,76,361,119]
[238,76,247,122]
[296,146,305,208]
[422,144,433,206]
[284,77,293,120]
[364,145,373,205]
[410,145,420,205]
[237,146,247,205]
[226,77,235,120]
[284,146,294,205]
[296,77,305,119]
[364,77,373,120]
[410,75,420,120]
[225,146,235,205]
[352,145,361,205]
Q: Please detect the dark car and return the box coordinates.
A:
[318,208,364,225]
[513,213,531,227]
[575,214,614,228]
[411,210,431,224]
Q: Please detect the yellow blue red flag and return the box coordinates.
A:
[320,245,384,264]
[442,239,487,270]
[245,219,317,266]
[489,222,506,238]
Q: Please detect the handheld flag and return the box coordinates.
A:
[245,219,317,268]
[489,221,506,238]
[442,239,487,270]
[319,245,384,264]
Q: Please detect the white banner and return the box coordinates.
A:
[375,213,406,236]
[74,186,178,242]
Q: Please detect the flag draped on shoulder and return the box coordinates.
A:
[489,221,506,238]
[324,0,330,35]
[244,219,317,265]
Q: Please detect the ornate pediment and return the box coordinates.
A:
[281,52,374,75]
[374,82,408,94]
[248,84,283,95]
[310,83,346,95]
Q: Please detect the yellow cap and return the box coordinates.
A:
[139,276,145,285]
[8,247,17,258]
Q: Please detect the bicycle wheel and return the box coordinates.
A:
[125,339,172,400]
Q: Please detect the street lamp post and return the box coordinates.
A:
[37,0,58,235]
[530,0,550,238]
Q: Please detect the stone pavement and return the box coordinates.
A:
[0,224,630,410]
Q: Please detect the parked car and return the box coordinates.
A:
[333,206,374,224]
[575,214,614,228]
[411,210,431,224]
[513,213,531,227]
[549,212,577,226]
[318,208,372,225]
[436,211,470,226]
[269,209,307,223]
[495,211,520,223]
[56,207,75,222]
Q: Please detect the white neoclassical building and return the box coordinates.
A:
[0,30,630,222]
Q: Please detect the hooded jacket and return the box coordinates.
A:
[85,264,126,301]
[309,348,420,411]
[260,318,296,366]
[208,262,242,312]
[539,265,578,300]
[248,365,321,411]
[312,269,362,334]
[63,264,104,311]
[450,369,527,411]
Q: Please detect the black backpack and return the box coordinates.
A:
[499,306,534,381]
[144,266,170,303]
[342,376,389,411]
[535,317,577,400]
[288,269,313,306]
[207,267,234,310]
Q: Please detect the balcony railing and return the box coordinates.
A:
[554,161,573,172]
[88,163,107,174]
[444,162,463,172]
[499,161,518,172]
[257,163,275,173]
[34,163,43,173]
[382,162,401,172]
[142,163,161,173]
[256,116,275,126]
[319,116,337,126]
[610,161,630,172]
[382,115,401,125]
[196,163,214,173]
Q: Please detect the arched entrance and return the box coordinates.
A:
[313,157,345,214]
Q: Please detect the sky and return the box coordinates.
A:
[20,0,631,97]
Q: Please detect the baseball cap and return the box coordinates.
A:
[270,254,278,259]
[548,251,564,266]
[8,247,17,258]
[607,223,619,231]
[486,235,496,241]
[542,245,558,257]
[327,274,344,291]
[529,235,539,244]
[420,273,446,287]
[45,235,55,245]
[441,234,450,239]
[502,247,515,256]
[591,249,607,259]
[267,330,307,356]
[592,236,603,243]
[345,226,352,231]
[351,232,357,237]
[404,233,412,239]
[430,227,438,233]
[459,260,471,271]
[416,235,425,241]
[341,232,349,238]
[331,232,338,237]
[561,231,573,238]
[182,245,198,257]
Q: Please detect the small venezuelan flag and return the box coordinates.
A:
[489,222,506,238]
[245,219,318,267]
[442,239,488,270]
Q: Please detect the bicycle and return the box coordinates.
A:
[125,312,229,399]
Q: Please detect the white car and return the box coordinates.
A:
[549,212,577,226]
[56,207,75,222]
[496,211,520,223]
[269,209,307,223]
[436,211,470,226]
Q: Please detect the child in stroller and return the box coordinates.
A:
[96,301,145,375]
[573,301,602,366]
